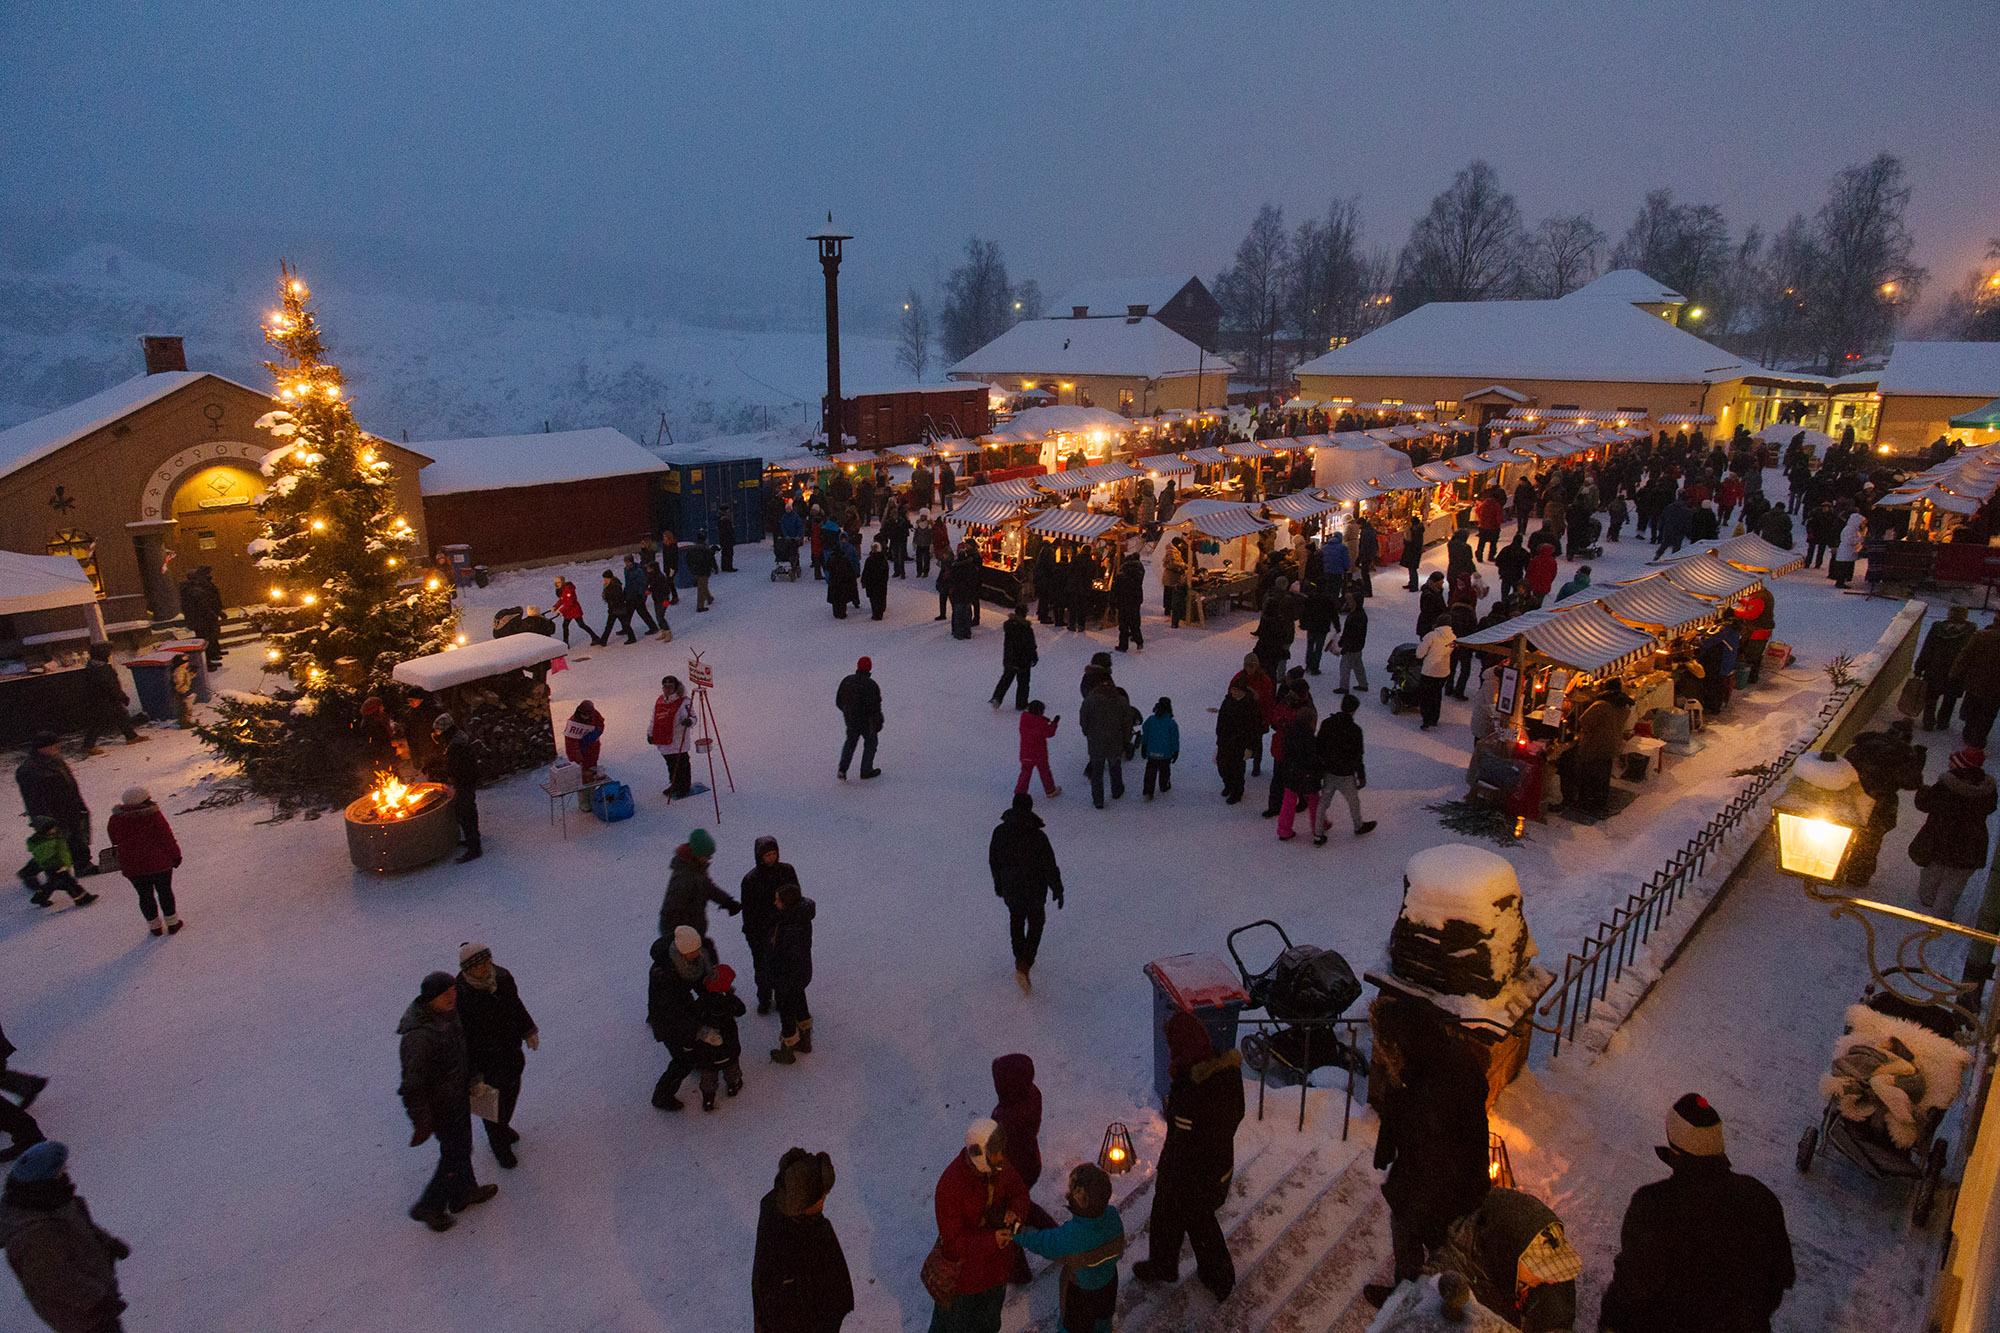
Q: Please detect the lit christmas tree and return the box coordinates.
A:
[198,265,458,808]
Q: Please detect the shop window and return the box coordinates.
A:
[1117,389,1135,413]
[1433,400,1458,413]
[47,529,102,594]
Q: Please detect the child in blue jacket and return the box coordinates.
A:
[1141,697,1180,800]
[1015,1163,1124,1333]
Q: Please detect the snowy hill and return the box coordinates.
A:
[0,246,902,446]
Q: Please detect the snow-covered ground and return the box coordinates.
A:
[0,491,1917,1330]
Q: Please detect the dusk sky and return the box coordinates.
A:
[3,0,1994,321]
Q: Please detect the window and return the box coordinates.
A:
[47,529,101,595]
[1433,400,1458,414]
[1117,389,1135,413]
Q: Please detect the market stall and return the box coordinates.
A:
[391,632,567,781]
[944,483,1045,604]
[1165,501,1277,619]
[0,552,115,746]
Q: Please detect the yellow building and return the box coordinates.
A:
[1867,342,2000,452]
[949,312,1232,416]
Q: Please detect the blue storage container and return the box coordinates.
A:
[656,455,766,550]
[591,780,635,823]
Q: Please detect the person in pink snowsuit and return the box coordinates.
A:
[1016,702,1062,797]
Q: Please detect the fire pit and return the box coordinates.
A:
[344,773,458,873]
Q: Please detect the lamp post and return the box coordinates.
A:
[809,213,852,451]
[1776,751,2000,1029]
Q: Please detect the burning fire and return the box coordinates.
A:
[369,772,418,819]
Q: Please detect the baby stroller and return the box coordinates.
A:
[1381,642,1422,713]
[1227,920,1366,1087]
[769,536,803,582]
[1568,515,1603,560]
[1795,968,1974,1225]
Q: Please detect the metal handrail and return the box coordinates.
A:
[1533,678,1860,1057]
[1237,1014,1370,1137]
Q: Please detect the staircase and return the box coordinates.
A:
[1001,1108,1391,1333]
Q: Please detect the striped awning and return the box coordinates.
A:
[1373,470,1438,494]
[831,449,879,465]
[961,478,1043,504]
[765,455,829,475]
[930,438,979,456]
[1877,484,1983,515]
[1026,508,1125,540]
[1555,575,1720,634]
[1415,460,1465,484]
[1177,506,1275,540]
[1440,421,1478,434]
[1323,477,1389,502]
[1667,534,1807,575]
[947,496,1029,529]
[1182,446,1230,465]
[1264,490,1342,520]
[1038,462,1143,493]
[887,442,933,459]
[1657,413,1715,426]
[1223,440,1273,458]
[1653,552,1763,599]
[1459,601,1658,675]
[1452,452,1507,474]
[1134,451,1197,475]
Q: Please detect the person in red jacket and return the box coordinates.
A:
[1227,655,1276,778]
[550,576,606,647]
[1014,702,1062,798]
[1523,543,1559,608]
[104,787,183,937]
[562,701,606,781]
[1472,490,1505,562]
[927,1117,1030,1333]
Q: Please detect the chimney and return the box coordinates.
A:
[141,336,187,375]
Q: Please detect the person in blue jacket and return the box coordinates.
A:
[1141,697,1180,800]
[1014,1163,1124,1333]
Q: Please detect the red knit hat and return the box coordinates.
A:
[705,964,736,994]
[1952,747,1987,773]
[857,656,872,672]
[1166,1011,1214,1074]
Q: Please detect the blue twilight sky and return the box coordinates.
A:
[1,0,1994,326]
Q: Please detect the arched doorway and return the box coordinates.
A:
[168,463,266,608]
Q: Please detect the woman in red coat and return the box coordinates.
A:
[928,1118,1029,1333]
[551,577,607,647]
[562,701,606,779]
[105,787,184,937]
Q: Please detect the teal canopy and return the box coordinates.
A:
[1950,398,2000,429]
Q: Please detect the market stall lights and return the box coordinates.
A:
[268,586,284,601]
[265,648,282,662]
[300,593,318,606]
[454,632,469,646]
[310,518,326,531]
[426,576,443,591]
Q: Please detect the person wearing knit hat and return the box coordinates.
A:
[106,785,185,937]
[691,963,746,1111]
[1,1140,133,1330]
[658,833,740,947]
[753,1148,853,1330]
[738,835,798,1015]
[1133,1009,1245,1301]
[397,970,497,1230]
[455,942,539,1170]
[835,656,884,781]
[925,1118,1030,1329]
[429,708,483,862]
[1601,1094,1795,1332]
[1910,743,1998,920]
[646,929,712,1113]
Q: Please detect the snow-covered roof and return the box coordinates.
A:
[392,633,567,691]
[951,316,1233,380]
[1463,384,1529,403]
[842,382,986,398]
[1560,268,1687,306]
[1876,342,2000,399]
[0,370,267,483]
[0,551,99,616]
[1294,299,1753,386]
[1056,277,1198,317]
[982,405,1136,443]
[654,428,799,465]
[417,428,667,496]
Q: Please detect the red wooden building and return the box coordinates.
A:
[843,384,990,446]
[418,427,667,567]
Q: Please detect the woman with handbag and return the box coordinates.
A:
[924,1118,1029,1333]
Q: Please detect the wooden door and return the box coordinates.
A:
[171,464,265,609]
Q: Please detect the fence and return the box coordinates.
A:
[1240,1015,1369,1138]
[1534,601,1927,1058]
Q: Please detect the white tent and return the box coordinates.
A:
[1312,437,1407,489]
[0,552,105,644]
[1754,423,1836,453]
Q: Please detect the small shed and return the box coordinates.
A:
[654,437,772,545]
[392,633,567,780]
[418,428,667,567]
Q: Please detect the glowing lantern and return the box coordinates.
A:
[1097,1123,1135,1175]
[1488,1132,1516,1188]
[1771,752,1867,886]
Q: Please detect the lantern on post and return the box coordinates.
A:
[1097,1123,1135,1175]
[1487,1132,1516,1189]
[1771,752,1870,886]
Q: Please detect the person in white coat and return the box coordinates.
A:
[1414,623,1456,731]
[1829,511,1867,589]
[648,676,697,799]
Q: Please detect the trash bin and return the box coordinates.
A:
[440,544,475,589]
[126,655,192,724]
[1143,952,1250,1104]
[157,641,212,702]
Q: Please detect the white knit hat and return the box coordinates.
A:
[1664,1093,1726,1157]
[120,787,152,807]
[458,941,491,968]
[673,925,702,955]
[964,1117,1004,1173]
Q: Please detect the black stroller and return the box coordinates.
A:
[769,536,803,582]
[1380,642,1422,713]
[1228,920,1366,1088]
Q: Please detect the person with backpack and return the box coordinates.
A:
[989,792,1064,994]
[1140,698,1179,800]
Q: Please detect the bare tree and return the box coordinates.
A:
[1011,278,1044,322]
[1287,199,1366,354]
[1803,153,1926,373]
[1610,190,1732,309]
[896,289,931,379]
[1742,216,1820,367]
[939,237,1013,363]
[1392,160,1525,310]
[1524,214,1607,297]
[1927,237,2000,341]
[1215,203,1291,390]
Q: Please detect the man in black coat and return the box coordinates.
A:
[686,536,717,612]
[177,565,226,667]
[752,1147,854,1332]
[739,836,797,1015]
[397,972,497,1230]
[834,657,883,781]
[428,714,482,862]
[1601,1094,1795,1332]
[454,944,538,1170]
[15,734,95,875]
[1400,514,1425,590]
[860,542,889,621]
[988,793,1064,993]
[767,883,817,1062]
[79,645,144,755]
[1113,553,1146,653]
[600,569,639,643]
[1133,1011,1245,1301]
[716,509,737,572]
[648,929,710,1111]
[990,605,1037,711]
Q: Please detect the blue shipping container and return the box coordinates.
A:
[656,456,766,547]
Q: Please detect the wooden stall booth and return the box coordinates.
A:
[1165,501,1277,621]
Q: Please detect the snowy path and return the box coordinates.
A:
[0,493,1908,1330]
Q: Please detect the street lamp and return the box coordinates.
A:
[1770,752,1868,885]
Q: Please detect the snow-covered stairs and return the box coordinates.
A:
[1001,1107,1391,1333]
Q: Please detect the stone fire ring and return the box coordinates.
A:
[344,783,460,873]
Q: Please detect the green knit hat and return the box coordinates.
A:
[688,828,716,859]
